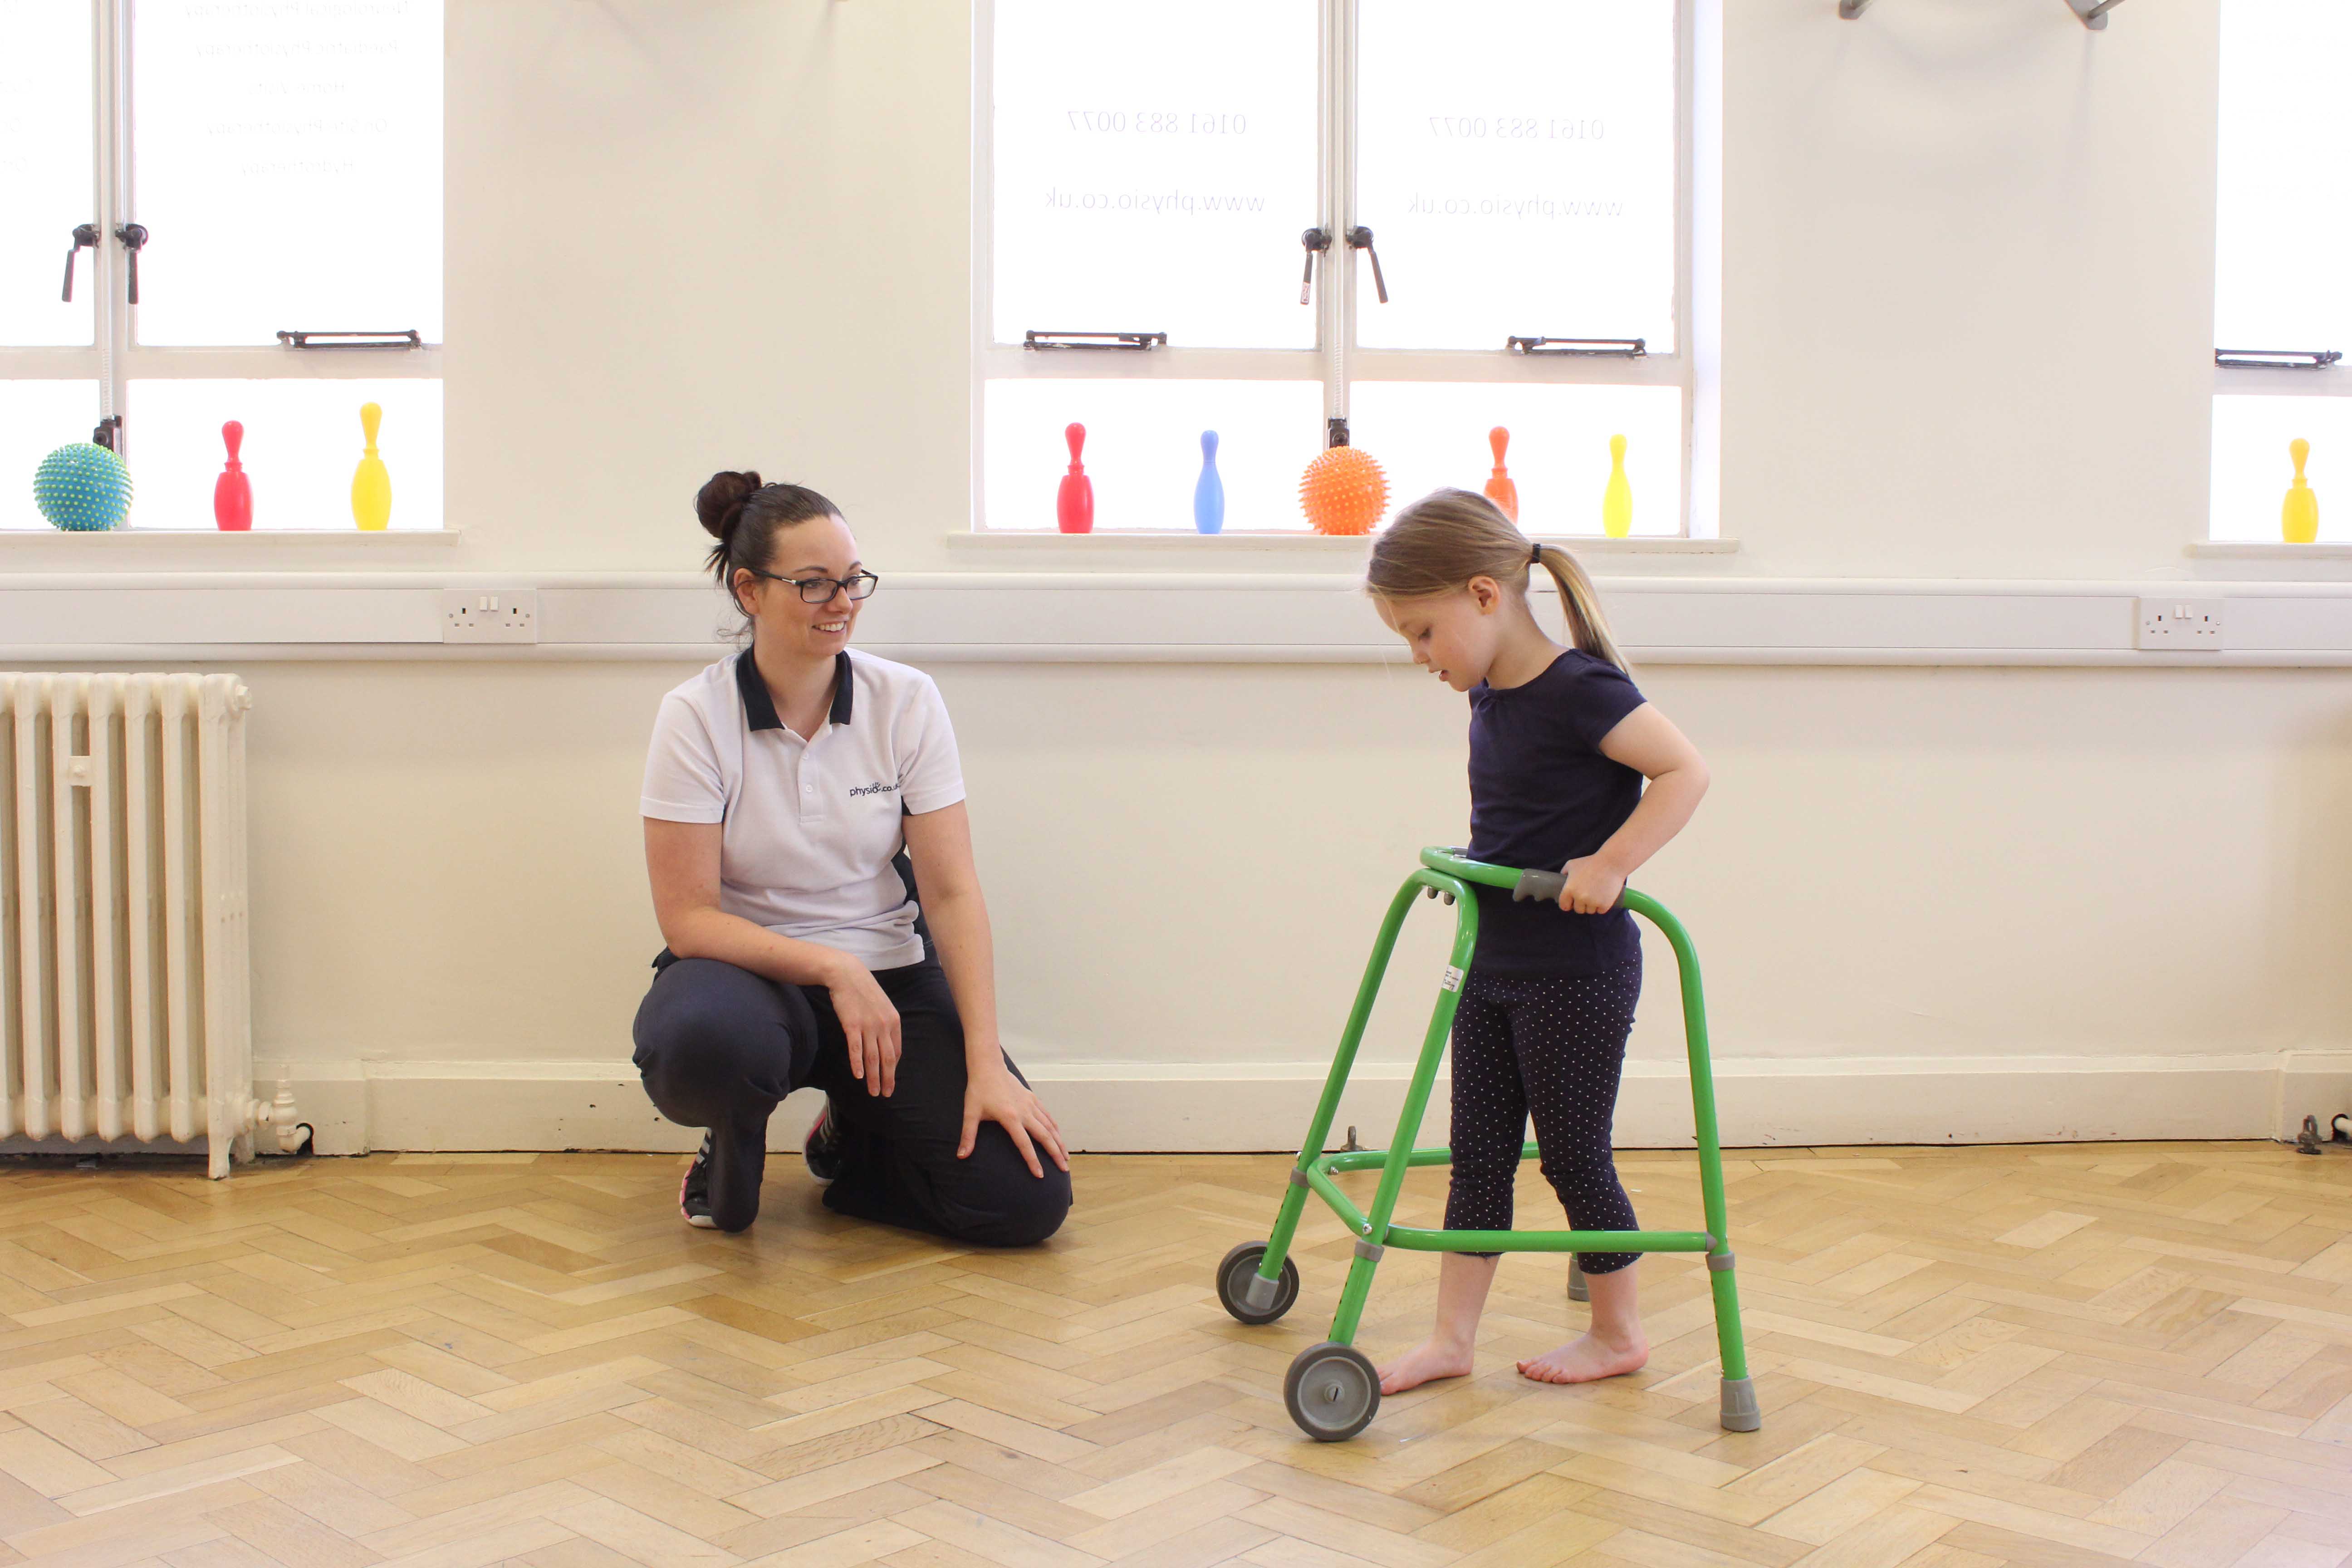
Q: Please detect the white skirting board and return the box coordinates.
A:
[254,1051,2352,1156]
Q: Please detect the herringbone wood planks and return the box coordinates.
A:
[0,1142,2342,1567]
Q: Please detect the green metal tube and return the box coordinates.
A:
[1383,1225,1714,1254]
[1621,887,1749,1385]
[1282,850,1751,1423]
[1256,1181,1314,1286]
[1317,1141,1537,1176]
[1260,875,1426,1282]
[1710,1261,1751,1381]
[1327,870,1480,1343]
[1329,1251,1382,1344]
[1302,1162,1368,1237]
[1624,891,1732,1257]
[1419,847,1521,889]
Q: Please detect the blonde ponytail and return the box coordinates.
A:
[1366,487,1631,674]
[1532,542,1630,674]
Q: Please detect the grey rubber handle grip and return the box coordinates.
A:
[1511,869,1628,913]
[1513,870,1568,903]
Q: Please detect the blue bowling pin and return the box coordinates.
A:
[1194,429,1225,534]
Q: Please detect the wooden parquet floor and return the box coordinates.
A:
[0,1142,2342,1568]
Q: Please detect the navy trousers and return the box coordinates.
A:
[632,952,1071,1245]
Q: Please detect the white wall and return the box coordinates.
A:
[8,0,2351,1153]
[1724,0,2225,579]
[445,0,975,574]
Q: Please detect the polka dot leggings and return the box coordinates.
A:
[1444,957,1642,1274]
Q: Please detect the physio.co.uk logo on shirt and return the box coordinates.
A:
[847,780,899,799]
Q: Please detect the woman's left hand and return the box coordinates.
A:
[960,1062,1071,1178]
[1557,856,1627,915]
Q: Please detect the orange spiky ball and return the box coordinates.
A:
[1299,444,1389,536]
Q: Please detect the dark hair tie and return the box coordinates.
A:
[1530,542,1543,566]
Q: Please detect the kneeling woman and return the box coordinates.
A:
[633,472,1072,1244]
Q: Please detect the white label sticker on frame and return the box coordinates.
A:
[1441,965,1465,993]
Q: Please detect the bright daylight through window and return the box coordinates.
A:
[0,0,442,532]
[980,0,1693,536]
[2212,0,2350,542]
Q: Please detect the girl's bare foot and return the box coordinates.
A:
[1516,1329,1648,1385]
[1377,1338,1475,1394]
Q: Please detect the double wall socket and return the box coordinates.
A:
[441,589,539,643]
[2135,598,2224,651]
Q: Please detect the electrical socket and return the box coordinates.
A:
[2135,597,2223,652]
[441,588,539,644]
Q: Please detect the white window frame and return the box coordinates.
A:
[2210,363,2349,416]
[2205,0,2352,547]
[970,0,1712,538]
[2209,364,2350,421]
[0,0,444,531]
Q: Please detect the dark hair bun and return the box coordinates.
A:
[695,469,764,541]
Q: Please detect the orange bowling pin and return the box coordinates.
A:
[1484,426,1519,522]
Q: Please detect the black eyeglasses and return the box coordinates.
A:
[743,568,880,603]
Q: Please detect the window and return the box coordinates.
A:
[977,0,1703,535]
[2212,0,2349,542]
[0,0,442,533]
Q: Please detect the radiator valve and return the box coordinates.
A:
[270,1078,304,1152]
[242,1079,305,1152]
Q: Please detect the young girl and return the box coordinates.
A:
[1366,489,1710,1394]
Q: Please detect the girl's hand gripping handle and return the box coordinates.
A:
[1512,865,1628,915]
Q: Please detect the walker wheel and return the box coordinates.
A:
[1284,1342,1380,1441]
[1215,1242,1300,1325]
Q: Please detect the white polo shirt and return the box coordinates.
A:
[641,648,966,970]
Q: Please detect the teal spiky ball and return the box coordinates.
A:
[33,442,134,532]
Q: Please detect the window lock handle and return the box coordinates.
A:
[115,224,149,305]
[1347,226,1388,304]
[62,224,99,302]
[1300,226,1331,305]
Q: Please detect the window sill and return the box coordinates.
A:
[2188,541,2352,559]
[0,528,462,548]
[946,530,1738,556]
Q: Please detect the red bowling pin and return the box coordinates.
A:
[214,421,253,531]
[1057,422,1094,534]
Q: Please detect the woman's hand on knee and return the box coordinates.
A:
[959,1064,1070,1179]
[825,961,902,1097]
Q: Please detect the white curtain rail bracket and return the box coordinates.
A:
[1842,0,2125,26]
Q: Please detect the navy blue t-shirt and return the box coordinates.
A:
[1465,649,1647,976]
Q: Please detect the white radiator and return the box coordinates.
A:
[0,674,297,1177]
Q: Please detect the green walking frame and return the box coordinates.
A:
[1215,847,1759,1442]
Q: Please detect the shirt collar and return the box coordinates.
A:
[735,648,855,733]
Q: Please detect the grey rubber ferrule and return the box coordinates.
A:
[1353,1239,1385,1264]
[1720,1377,1762,1432]
[1240,1270,1284,1313]
[1707,1251,1737,1272]
[1289,1167,1311,1189]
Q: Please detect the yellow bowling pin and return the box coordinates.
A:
[2283,437,2319,544]
[351,402,392,530]
[1601,433,1632,539]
